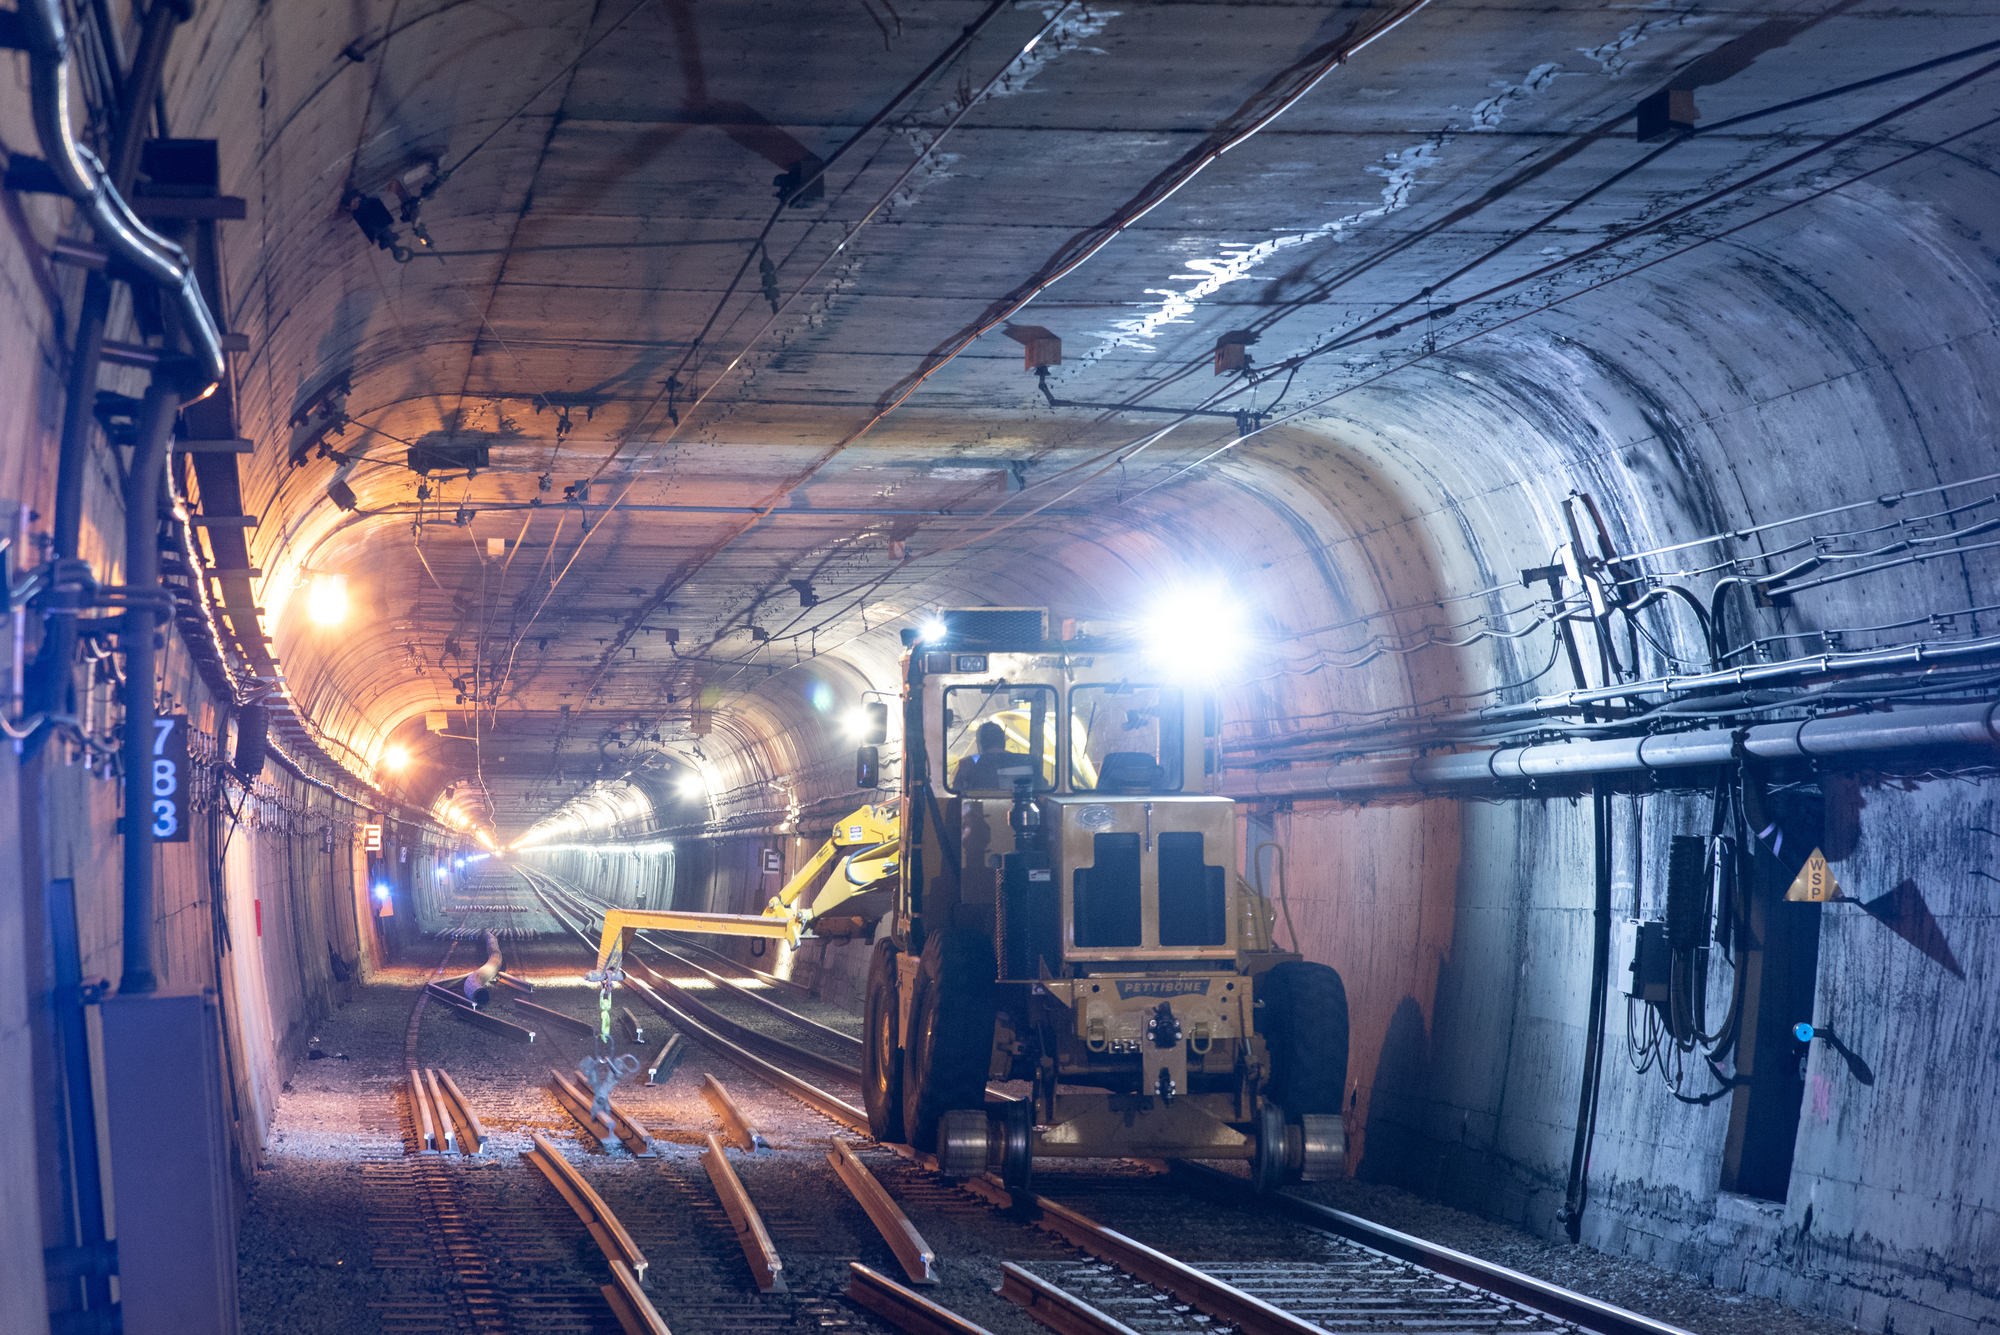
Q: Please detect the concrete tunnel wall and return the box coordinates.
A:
[1179,178,2000,1333]
[0,124,461,1301]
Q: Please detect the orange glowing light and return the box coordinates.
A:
[308,573,349,625]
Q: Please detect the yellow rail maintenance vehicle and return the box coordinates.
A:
[588,606,1348,1194]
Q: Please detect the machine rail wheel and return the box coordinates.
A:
[1258,960,1350,1127]
[901,928,997,1155]
[863,938,905,1143]
[1251,1100,1286,1194]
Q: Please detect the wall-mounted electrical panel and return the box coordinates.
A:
[1614,916,1670,1003]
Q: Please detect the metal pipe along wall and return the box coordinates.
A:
[1219,700,2000,800]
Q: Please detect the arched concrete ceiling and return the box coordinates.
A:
[162,0,2000,838]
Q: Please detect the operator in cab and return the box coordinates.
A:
[953,721,1032,791]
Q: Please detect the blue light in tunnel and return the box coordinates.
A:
[435,867,448,880]
[807,679,833,713]
[373,884,390,899]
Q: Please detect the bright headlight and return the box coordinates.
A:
[1141,584,1248,682]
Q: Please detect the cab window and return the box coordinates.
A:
[943,684,1057,794]
[1071,682,1184,793]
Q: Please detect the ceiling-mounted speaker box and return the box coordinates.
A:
[1636,88,1699,142]
[232,704,268,778]
[1004,325,1062,370]
[1214,329,1258,375]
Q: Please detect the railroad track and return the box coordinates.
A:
[365,932,812,1334]
[508,864,1699,1335]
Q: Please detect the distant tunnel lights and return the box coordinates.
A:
[308,572,349,625]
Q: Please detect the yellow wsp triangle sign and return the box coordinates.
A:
[1785,847,1842,902]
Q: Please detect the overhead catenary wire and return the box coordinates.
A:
[570,1,1065,498]
[867,56,2000,572]
[534,0,1439,699]
[490,6,1088,709]
[1112,101,2000,507]
[1200,51,2000,411]
[777,0,1439,475]
[1098,35,2000,417]
[316,4,1437,748]
[865,62,2000,547]
[621,0,1015,462]
[430,0,658,189]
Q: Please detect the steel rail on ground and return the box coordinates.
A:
[1171,1161,1697,1335]
[512,864,1697,1335]
[519,869,872,1130]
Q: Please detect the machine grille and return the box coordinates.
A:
[938,607,1048,647]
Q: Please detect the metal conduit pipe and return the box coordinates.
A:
[462,930,504,1007]
[116,378,182,996]
[51,276,112,560]
[1213,641,2000,764]
[33,0,190,765]
[105,0,183,191]
[18,0,225,399]
[1219,700,2000,800]
[1471,634,2000,724]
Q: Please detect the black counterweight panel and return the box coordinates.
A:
[1074,833,1142,948]
[999,854,1062,979]
[1157,831,1226,947]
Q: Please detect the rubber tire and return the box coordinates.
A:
[863,938,906,1143]
[999,1096,1035,1197]
[1258,960,1350,1118]
[901,928,998,1155]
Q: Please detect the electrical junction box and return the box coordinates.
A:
[99,990,240,1334]
[1614,917,1670,1002]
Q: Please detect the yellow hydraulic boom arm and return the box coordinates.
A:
[591,802,900,974]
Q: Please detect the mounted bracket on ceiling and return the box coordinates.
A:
[1019,325,1270,438]
[1003,324,1062,370]
[774,153,826,208]
[287,377,350,466]
[1636,88,1700,142]
[1213,329,1258,375]
[1033,365,1269,439]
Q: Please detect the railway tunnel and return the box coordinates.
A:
[2,0,1996,1331]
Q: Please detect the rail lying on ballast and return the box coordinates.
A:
[515,862,1700,1335]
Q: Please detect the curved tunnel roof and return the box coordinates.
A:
[163,0,2000,838]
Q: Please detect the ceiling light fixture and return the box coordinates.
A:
[308,572,349,625]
